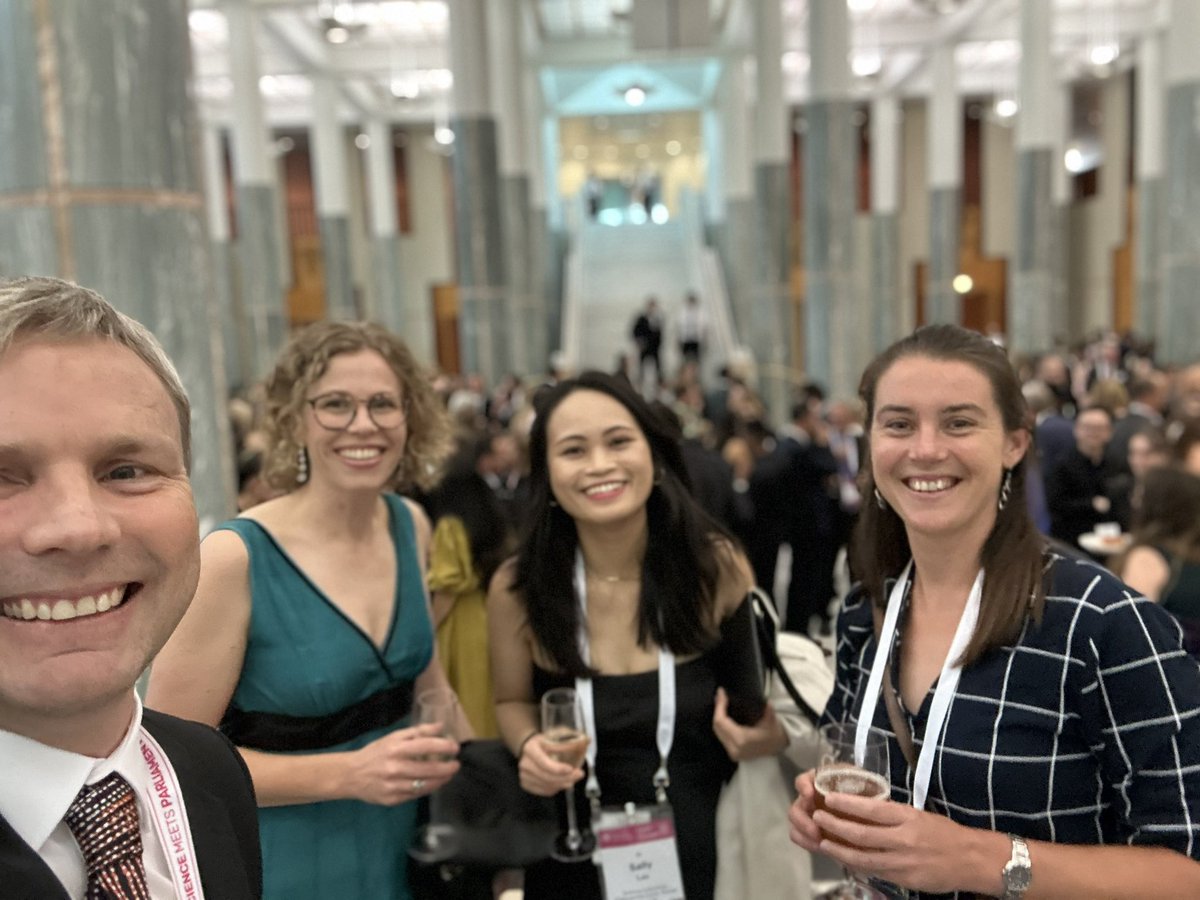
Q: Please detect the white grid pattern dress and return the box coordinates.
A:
[827,553,1200,899]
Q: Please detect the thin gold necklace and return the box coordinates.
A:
[586,568,640,584]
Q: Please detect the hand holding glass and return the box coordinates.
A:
[540,687,595,862]
[408,688,460,863]
[415,687,459,761]
[812,723,891,899]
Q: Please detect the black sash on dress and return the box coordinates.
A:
[220,680,414,752]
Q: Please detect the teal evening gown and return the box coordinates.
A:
[217,495,432,899]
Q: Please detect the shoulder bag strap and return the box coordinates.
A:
[750,590,822,726]
[870,602,917,769]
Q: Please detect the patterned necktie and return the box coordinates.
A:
[64,772,151,900]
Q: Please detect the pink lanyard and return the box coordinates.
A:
[137,729,206,900]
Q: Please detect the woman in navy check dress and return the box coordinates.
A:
[788,325,1200,898]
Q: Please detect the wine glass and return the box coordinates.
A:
[812,723,894,900]
[408,688,461,864]
[540,687,595,862]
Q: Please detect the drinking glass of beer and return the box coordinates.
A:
[812,723,892,899]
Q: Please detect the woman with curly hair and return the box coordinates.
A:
[148,321,466,899]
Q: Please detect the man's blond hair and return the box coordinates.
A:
[0,276,192,468]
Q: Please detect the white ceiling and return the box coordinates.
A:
[187,0,1163,130]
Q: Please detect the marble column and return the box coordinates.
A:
[310,75,355,320]
[1136,29,1165,342]
[448,0,510,384]
[753,0,793,423]
[0,0,235,525]
[523,58,551,371]
[227,0,286,375]
[201,123,250,392]
[805,0,858,399]
[363,118,408,338]
[1050,84,1071,344]
[490,0,533,377]
[1009,0,1056,354]
[712,60,756,346]
[870,95,901,355]
[1160,0,1200,365]
[540,112,565,358]
[926,44,962,325]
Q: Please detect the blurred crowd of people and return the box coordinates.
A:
[225,326,1200,655]
[9,270,1200,900]
[204,318,1200,899]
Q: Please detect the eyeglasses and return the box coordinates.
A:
[306,391,407,431]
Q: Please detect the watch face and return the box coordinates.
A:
[1006,864,1032,891]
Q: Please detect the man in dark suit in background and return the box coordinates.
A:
[1045,405,1120,551]
[631,296,664,390]
[777,399,840,636]
[1105,371,1169,473]
[0,277,261,899]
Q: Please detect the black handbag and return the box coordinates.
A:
[417,738,558,866]
[409,739,559,898]
[710,592,768,725]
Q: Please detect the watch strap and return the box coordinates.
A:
[1001,834,1032,899]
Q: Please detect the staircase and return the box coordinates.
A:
[561,191,738,388]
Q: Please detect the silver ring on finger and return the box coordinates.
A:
[411,778,426,792]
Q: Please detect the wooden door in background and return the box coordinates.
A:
[432,282,460,374]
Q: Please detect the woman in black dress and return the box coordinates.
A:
[488,371,785,899]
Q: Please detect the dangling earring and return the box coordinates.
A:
[874,487,887,510]
[998,468,1012,511]
[296,446,309,485]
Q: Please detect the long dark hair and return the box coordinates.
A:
[512,371,731,676]
[426,451,513,589]
[850,325,1045,666]
[1131,467,1200,564]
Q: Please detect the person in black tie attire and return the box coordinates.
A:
[631,297,664,390]
[777,400,840,636]
[0,277,261,900]
[1045,405,1120,551]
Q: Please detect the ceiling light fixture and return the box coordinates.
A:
[851,50,882,77]
[623,85,647,107]
[317,0,365,44]
[1089,43,1119,67]
[994,97,1018,118]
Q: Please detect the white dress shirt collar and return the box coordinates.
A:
[0,694,176,896]
[0,693,143,855]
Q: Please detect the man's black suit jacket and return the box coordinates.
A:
[0,708,262,900]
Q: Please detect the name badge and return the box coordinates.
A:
[595,804,684,900]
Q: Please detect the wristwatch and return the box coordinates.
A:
[1001,834,1032,899]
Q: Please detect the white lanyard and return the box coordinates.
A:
[855,561,984,811]
[573,550,676,805]
[137,729,206,900]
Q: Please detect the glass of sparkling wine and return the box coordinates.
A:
[408,688,460,864]
[812,723,892,900]
[541,687,595,862]
[415,688,459,762]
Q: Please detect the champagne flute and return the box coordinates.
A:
[408,688,460,864]
[541,687,595,862]
[812,723,894,900]
[415,687,459,762]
